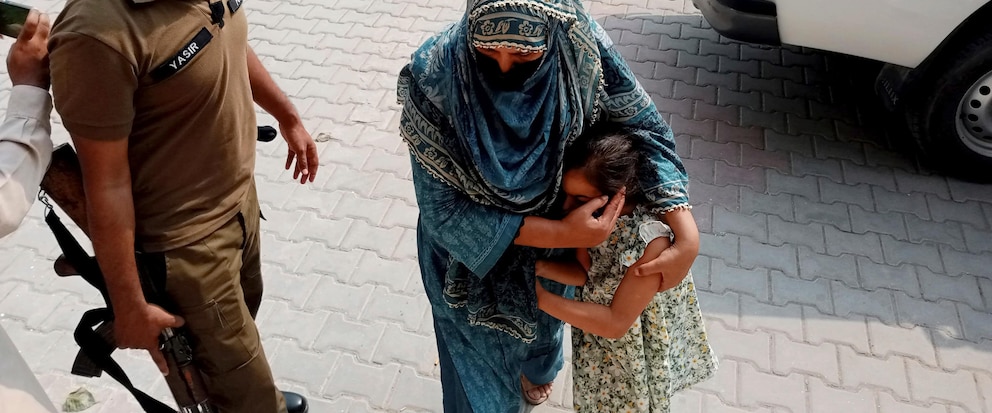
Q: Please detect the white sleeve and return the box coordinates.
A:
[0,85,53,238]
[638,220,673,244]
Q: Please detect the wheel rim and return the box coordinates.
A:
[956,69,992,157]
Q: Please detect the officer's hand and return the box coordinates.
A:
[114,302,185,375]
[280,119,318,184]
[6,10,50,89]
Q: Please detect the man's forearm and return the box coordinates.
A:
[0,86,53,238]
[246,46,299,123]
[86,185,146,310]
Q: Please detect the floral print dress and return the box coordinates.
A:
[572,206,717,413]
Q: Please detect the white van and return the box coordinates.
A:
[695,0,992,181]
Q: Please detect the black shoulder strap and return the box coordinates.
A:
[75,309,177,413]
[44,208,177,413]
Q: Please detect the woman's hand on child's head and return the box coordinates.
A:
[558,188,626,248]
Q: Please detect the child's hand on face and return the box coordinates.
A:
[558,189,626,248]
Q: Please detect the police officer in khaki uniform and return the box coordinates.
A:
[48,0,318,411]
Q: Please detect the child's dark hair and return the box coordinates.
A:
[564,125,646,205]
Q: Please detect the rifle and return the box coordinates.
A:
[39,126,279,413]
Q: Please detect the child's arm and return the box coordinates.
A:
[536,258,587,286]
[536,237,671,339]
[576,248,591,272]
[629,208,700,291]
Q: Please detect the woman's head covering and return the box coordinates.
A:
[469,2,550,53]
[399,0,606,215]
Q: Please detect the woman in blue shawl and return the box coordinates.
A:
[397,0,700,411]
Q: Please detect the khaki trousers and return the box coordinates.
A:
[156,183,286,413]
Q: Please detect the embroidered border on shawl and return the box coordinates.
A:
[472,41,548,53]
[469,0,577,24]
[468,304,538,343]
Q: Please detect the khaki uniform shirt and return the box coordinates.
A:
[49,0,256,251]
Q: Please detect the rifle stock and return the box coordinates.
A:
[40,144,88,233]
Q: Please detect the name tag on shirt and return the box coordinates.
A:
[150,28,213,81]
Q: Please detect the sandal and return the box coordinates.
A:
[520,374,552,406]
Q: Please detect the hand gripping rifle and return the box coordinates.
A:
[38,126,279,413]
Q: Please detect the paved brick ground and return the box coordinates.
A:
[1,0,992,412]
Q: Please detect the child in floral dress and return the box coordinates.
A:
[534,128,717,413]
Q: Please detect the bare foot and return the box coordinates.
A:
[521,374,552,405]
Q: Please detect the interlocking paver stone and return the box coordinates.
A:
[270,341,340,393]
[715,163,766,192]
[926,194,988,230]
[877,391,946,413]
[819,179,874,210]
[906,359,983,413]
[698,290,740,329]
[906,215,967,250]
[791,155,843,181]
[917,268,985,311]
[386,367,444,412]
[894,292,963,339]
[372,328,438,375]
[977,373,992,413]
[798,246,859,287]
[742,190,794,222]
[699,233,741,264]
[739,295,804,341]
[807,377,877,413]
[772,334,839,385]
[880,235,944,273]
[824,226,884,262]
[962,224,992,254]
[740,236,799,278]
[738,363,806,413]
[931,329,992,375]
[873,187,931,220]
[693,359,738,405]
[812,135,867,164]
[837,345,910,399]
[939,244,992,277]
[795,196,852,231]
[867,320,938,367]
[770,271,832,314]
[831,280,897,324]
[713,207,767,242]
[314,313,386,362]
[957,303,992,343]
[849,205,908,240]
[323,355,400,407]
[707,320,772,372]
[710,258,770,301]
[804,309,870,354]
[948,179,992,204]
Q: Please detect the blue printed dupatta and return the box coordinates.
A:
[398,0,690,343]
